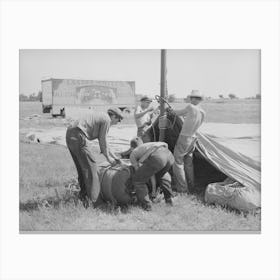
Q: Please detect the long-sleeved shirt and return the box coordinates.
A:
[130,142,168,168]
[72,112,111,156]
[176,104,205,137]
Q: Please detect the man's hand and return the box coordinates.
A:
[166,107,174,114]
[109,157,124,166]
[147,107,154,112]
[145,120,152,126]
[132,163,140,171]
[108,157,117,166]
[115,158,123,165]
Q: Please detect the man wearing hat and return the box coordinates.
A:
[134,95,156,138]
[129,137,174,211]
[66,107,123,206]
[171,90,206,193]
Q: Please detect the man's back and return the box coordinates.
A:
[72,112,110,141]
[180,104,205,137]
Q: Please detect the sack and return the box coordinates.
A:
[205,178,261,212]
[98,163,134,206]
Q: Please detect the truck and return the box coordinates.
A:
[41,78,136,117]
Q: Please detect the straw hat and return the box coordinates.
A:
[189,90,203,99]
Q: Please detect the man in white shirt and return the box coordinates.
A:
[171,90,205,193]
[134,96,156,137]
[129,137,174,211]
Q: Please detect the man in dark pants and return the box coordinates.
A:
[129,137,174,211]
[66,108,123,207]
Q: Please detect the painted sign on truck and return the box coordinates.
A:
[41,78,136,116]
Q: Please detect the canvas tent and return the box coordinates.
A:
[191,132,261,211]
[194,132,260,192]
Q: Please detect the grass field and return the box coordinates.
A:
[20,99,261,123]
[19,100,261,232]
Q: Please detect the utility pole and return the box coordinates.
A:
[159,49,167,141]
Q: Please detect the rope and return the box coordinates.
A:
[151,123,156,141]
[148,112,177,142]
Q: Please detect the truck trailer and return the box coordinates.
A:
[41,78,136,117]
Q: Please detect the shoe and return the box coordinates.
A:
[175,188,189,194]
[165,197,173,206]
[140,202,152,211]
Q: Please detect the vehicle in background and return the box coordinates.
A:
[41,78,136,117]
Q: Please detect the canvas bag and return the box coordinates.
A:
[205,179,261,212]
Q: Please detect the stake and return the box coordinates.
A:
[159,49,167,142]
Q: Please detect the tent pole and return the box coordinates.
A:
[159,49,167,142]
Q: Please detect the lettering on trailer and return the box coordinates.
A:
[64,79,127,88]
[76,85,117,104]
[52,79,135,106]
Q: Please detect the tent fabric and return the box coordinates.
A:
[195,132,261,192]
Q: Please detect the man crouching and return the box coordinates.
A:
[129,137,174,211]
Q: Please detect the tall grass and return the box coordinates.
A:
[19,142,260,232]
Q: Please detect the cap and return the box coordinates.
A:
[140,96,152,102]
[107,107,124,120]
[130,137,143,148]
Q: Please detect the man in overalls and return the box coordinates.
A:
[66,108,123,207]
[172,90,205,193]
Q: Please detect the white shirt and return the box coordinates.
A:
[180,104,205,137]
[134,105,153,128]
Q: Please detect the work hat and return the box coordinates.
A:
[140,96,152,103]
[130,137,143,148]
[189,90,203,99]
[107,107,123,120]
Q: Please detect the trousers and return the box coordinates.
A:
[132,147,174,204]
[66,127,100,203]
[173,134,196,193]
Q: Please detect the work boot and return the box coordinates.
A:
[134,183,151,211]
[139,201,152,211]
[165,197,173,206]
[160,178,174,206]
[79,192,90,208]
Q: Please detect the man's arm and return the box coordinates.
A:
[98,120,115,164]
[130,150,140,170]
[134,106,154,119]
[172,104,190,116]
[109,150,121,162]
[200,110,206,124]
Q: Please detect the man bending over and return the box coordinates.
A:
[129,137,174,211]
[66,108,123,207]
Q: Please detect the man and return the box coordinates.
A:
[134,96,155,138]
[129,137,174,211]
[171,90,205,193]
[66,107,123,207]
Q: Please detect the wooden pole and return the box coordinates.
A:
[159,49,167,142]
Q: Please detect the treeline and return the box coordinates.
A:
[168,93,261,103]
[19,91,42,102]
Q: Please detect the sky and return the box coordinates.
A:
[19,49,260,98]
